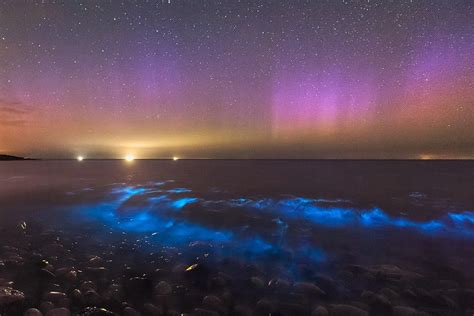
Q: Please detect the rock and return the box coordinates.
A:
[0,286,25,305]
[39,269,56,280]
[250,276,265,289]
[123,307,140,316]
[85,267,108,277]
[330,304,368,316]
[368,294,392,315]
[268,278,291,292]
[337,270,354,284]
[154,281,172,295]
[277,302,306,315]
[369,265,422,281]
[380,288,399,300]
[233,304,252,316]
[64,270,78,283]
[76,307,116,315]
[293,282,325,296]
[45,308,71,316]
[217,272,232,283]
[311,305,329,316]
[125,277,153,299]
[71,289,83,304]
[313,275,340,299]
[83,289,101,306]
[193,308,219,316]
[24,308,43,316]
[80,281,97,292]
[43,291,67,303]
[256,299,275,315]
[210,276,227,288]
[202,295,225,313]
[40,301,55,314]
[183,263,211,286]
[360,290,376,303]
[143,303,162,315]
[392,306,423,316]
[87,256,104,266]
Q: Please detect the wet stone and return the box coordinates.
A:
[0,286,25,305]
[24,308,43,316]
[123,307,140,316]
[40,301,55,314]
[268,278,291,292]
[45,308,71,316]
[293,282,325,296]
[311,305,329,316]
[202,295,225,313]
[392,306,427,316]
[76,307,117,316]
[143,303,162,315]
[250,276,265,289]
[125,277,153,299]
[43,291,67,303]
[193,308,219,316]
[233,304,253,316]
[330,304,368,316]
[83,289,102,306]
[154,280,172,295]
[256,299,275,315]
[80,281,97,292]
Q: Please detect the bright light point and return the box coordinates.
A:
[173,156,179,161]
[125,155,135,162]
[77,156,84,161]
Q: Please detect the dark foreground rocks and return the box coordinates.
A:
[0,225,473,316]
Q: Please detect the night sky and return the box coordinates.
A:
[0,0,472,159]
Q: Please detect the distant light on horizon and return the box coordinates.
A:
[173,156,179,161]
[125,154,135,162]
[77,156,84,161]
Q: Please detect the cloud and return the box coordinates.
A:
[0,98,33,127]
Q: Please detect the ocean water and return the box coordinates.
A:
[0,160,473,314]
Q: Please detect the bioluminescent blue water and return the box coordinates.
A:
[71,184,326,264]
[205,196,474,238]
[63,182,473,272]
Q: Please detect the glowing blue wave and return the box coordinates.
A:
[217,197,474,237]
[67,183,472,269]
[70,185,326,263]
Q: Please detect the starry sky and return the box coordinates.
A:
[0,0,473,159]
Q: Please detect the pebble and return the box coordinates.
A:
[40,301,55,314]
[311,305,329,316]
[0,286,25,305]
[193,308,219,316]
[293,281,325,296]
[392,306,431,316]
[330,304,368,316]
[76,307,116,315]
[83,289,101,306]
[143,303,162,315]
[43,291,67,303]
[123,307,140,316]
[154,280,172,295]
[45,308,71,316]
[250,276,265,289]
[256,299,275,315]
[202,295,225,313]
[24,308,43,316]
[268,278,291,292]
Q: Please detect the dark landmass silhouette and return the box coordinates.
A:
[0,154,29,160]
